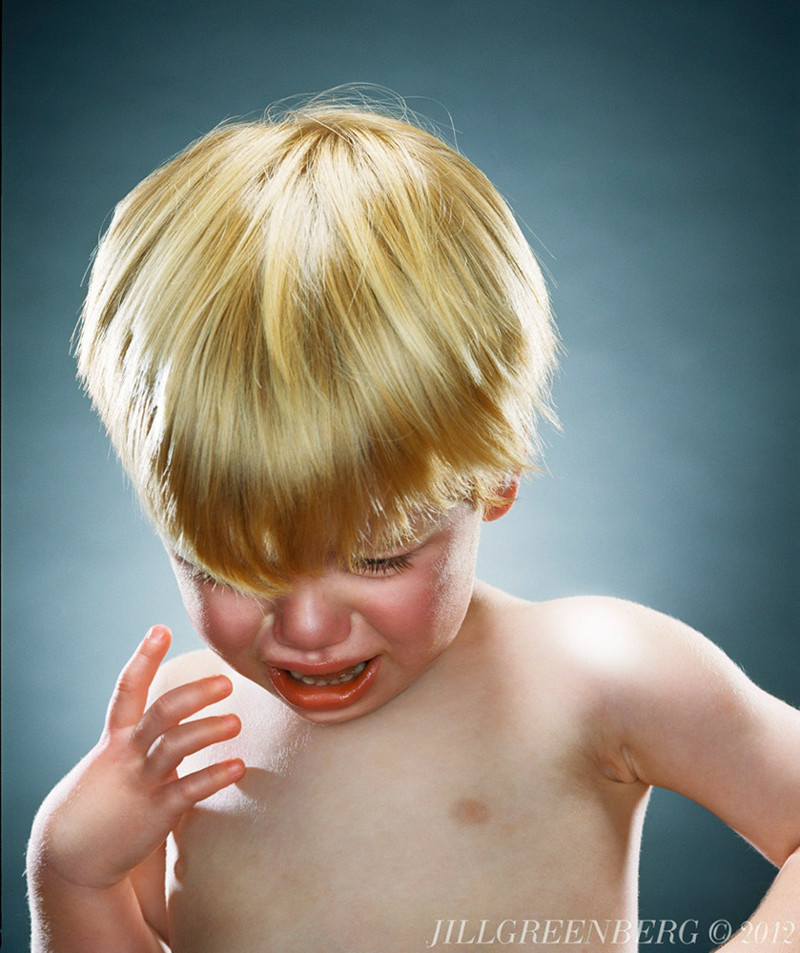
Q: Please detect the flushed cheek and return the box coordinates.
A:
[187,587,267,656]
[369,544,476,658]
[369,582,460,662]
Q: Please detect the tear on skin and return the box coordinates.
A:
[450,797,491,824]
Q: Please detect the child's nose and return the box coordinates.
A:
[272,579,351,650]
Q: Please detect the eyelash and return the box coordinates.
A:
[185,566,222,587]
[355,553,414,576]
[180,555,414,585]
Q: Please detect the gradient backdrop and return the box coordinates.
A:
[2,1,797,949]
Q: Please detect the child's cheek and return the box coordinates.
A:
[426,537,481,636]
[368,564,468,652]
[184,584,267,654]
[383,580,435,630]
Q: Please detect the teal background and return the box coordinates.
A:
[2,1,797,949]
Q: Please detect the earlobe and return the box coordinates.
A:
[483,475,520,522]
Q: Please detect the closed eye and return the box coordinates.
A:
[353,553,414,577]
[173,554,224,588]
[191,568,221,586]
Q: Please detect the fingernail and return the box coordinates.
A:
[146,627,168,644]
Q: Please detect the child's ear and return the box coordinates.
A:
[482,475,520,522]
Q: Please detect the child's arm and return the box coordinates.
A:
[719,847,800,950]
[26,627,245,953]
[591,598,800,943]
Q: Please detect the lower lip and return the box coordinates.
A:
[266,657,381,712]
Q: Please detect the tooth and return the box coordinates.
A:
[287,660,369,686]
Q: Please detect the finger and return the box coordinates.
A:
[132,675,233,752]
[158,759,246,818]
[142,714,241,780]
[106,627,172,730]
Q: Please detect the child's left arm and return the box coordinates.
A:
[596,599,800,944]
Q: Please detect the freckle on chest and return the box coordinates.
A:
[450,797,491,824]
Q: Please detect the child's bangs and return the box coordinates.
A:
[155,412,477,596]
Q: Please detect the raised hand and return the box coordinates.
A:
[31,626,244,891]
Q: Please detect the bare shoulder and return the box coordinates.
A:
[529,593,759,714]
[500,591,738,690]
[475,589,663,730]
[486,589,756,762]
[502,592,800,864]
[507,592,779,738]
[150,647,231,697]
[148,645,285,729]
[485,589,693,677]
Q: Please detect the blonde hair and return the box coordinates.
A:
[77,101,559,593]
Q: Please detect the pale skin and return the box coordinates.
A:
[27,496,800,952]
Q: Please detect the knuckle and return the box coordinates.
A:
[151,730,180,763]
[115,670,138,695]
[166,763,229,812]
[173,772,204,808]
[150,694,176,724]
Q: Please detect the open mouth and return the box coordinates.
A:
[286,661,367,687]
[266,657,380,712]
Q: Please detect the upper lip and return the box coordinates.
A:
[265,657,374,676]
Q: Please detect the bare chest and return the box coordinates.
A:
[165,684,645,952]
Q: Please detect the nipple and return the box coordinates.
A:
[450,796,491,825]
